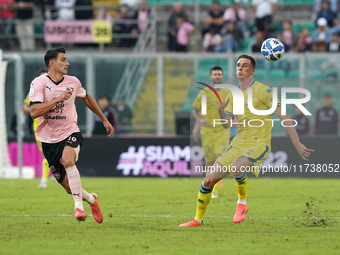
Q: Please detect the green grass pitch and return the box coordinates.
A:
[1,177,340,255]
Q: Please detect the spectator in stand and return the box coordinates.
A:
[315,93,339,136]
[223,0,248,38]
[312,17,330,43]
[294,27,312,52]
[92,95,118,135]
[251,30,264,52]
[314,0,338,13]
[0,0,15,49]
[54,0,76,21]
[252,0,277,34]
[214,21,241,52]
[15,0,35,50]
[328,32,340,51]
[36,0,52,20]
[115,6,137,47]
[291,107,311,136]
[113,98,133,134]
[75,0,93,20]
[202,27,222,52]
[282,21,297,51]
[175,14,195,52]
[202,1,224,37]
[167,1,188,52]
[316,0,336,27]
[327,17,340,37]
[276,33,290,52]
[96,6,113,28]
[132,0,151,33]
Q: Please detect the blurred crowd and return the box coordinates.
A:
[170,0,340,53]
[2,0,340,51]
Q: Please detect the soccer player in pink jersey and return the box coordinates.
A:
[29,47,115,223]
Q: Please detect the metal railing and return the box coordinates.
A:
[111,6,157,109]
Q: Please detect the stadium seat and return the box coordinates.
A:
[159,0,174,5]
[220,0,233,5]
[181,0,194,4]
[196,72,210,79]
[253,69,267,78]
[272,21,283,34]
[306,70,325,78]
[287,69,299,78]
[247,22,255,32]
[300,20,316,32]
[320,85,338,98]
[292,22,301,34]
[269,69,286,78]
[147,0,159,4]
[199,0,211,4]
[307,86,318,99]
[302,0,314,4]
[284,0,303,4]
[242,36,254,52]
[199,59,220,69]
[34,22,44,35]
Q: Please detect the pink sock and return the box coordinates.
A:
[82,189,95,205]
[65,165,83,210]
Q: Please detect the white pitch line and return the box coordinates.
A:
[1,214,340,220]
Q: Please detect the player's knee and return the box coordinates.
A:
[203,178,217,189]
[62,157,75,169]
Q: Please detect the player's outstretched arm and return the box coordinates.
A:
[81,93,115,137]
[216,99,231,129]
[274,107,314,161]
[30,91,72,119]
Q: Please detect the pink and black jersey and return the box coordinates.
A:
[29,73,87,143]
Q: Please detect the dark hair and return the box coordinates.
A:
[44,47,66,67]
[237,54,256,69]
[176,14,184,19]
[212,1,220,5]
[36,67,48,77]
[210,66,223,75]
[323,93,332,98]
[98,95,110,101]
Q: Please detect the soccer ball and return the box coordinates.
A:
[261,38,285,62]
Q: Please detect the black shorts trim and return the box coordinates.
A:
[42,132,83,183]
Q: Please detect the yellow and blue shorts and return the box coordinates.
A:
[216,141,270,177]
[201,131,230,163]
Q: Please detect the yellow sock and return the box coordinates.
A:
[195,184,213,221]
[212,181,220,194]
[233,172,248,199]
[42,158,49,179]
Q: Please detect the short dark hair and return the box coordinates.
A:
[44,47,66,67]
[237,54,256,69]
[323,93,332,98]
[36,67,48,77]
[210,66,223,75]
[212,1,220,5]
[98,95,110,101]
